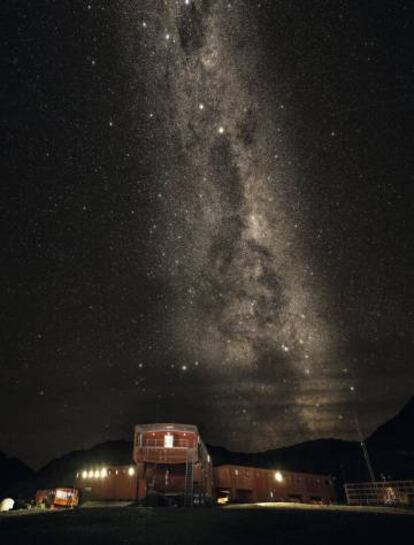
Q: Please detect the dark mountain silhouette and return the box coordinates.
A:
[4,440,133,497]
[367,395,414,452]
[209,396,414,489]
[0,452,34,497]
[2,395,413,500]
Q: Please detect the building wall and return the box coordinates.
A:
[214,465,336,504]
[76,463,335,504]
[75,465,138,501]
[75,462,211,502]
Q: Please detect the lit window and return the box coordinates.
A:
[100,468,108,478]
[128,467,135,476]
[164,433,174,448]
[94,470,100,479]
[55,489,69,500]
[82,470,88,479]
[88,470,94,478]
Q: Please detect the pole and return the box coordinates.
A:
[354,413,376,483]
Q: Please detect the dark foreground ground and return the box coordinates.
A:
[1,503,414,545]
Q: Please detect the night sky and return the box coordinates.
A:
[2,1,413,469]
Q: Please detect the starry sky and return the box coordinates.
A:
[2,0,413,469]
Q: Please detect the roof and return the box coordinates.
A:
[134,423,199,434]
[215,464,332,479]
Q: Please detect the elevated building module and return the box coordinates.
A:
[133,423,214,505]
[133,423,201,464]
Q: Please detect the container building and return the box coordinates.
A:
[75,423,336,505]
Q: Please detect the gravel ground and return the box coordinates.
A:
[1,503,413,545]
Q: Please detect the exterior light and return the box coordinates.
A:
[274,471,284,483]
[88,470,94,478]
[82,470,88,479]
[100,468,108,478]
[94,470,100,479]
[128,467,135,476]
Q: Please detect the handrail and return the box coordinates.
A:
[138,439,195,448]
[345,480,414,488]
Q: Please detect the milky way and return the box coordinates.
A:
[121,0,339,446]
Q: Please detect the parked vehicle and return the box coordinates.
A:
[35,488,79,509]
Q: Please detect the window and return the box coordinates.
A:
[55,489,70,500]
[164,433,174,448]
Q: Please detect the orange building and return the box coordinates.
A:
[75,465,138,502]
[75,423,336,506]
[133,423,213,505]
[214,465,336,504]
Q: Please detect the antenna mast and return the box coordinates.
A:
[354,413,376,483]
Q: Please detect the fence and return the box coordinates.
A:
[345,480,414,506]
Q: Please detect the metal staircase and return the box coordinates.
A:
[184,449,194,507]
